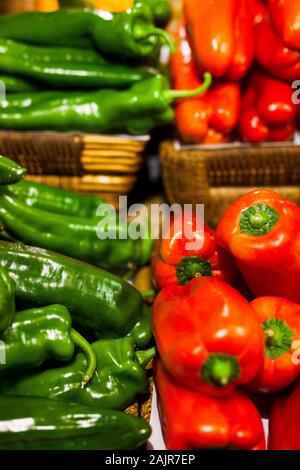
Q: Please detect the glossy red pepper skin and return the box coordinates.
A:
[184,0,254,80]
[152,277,264,396]
[154,359,266,450]
[151,212,236,290]
[170,24,240,143]
[269,381,300,449]
[217,189,300,303]
[268,0,300,50]
[255,2,300,81]
[239,70,297,143]
[247,297,300,393]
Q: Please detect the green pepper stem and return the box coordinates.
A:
[201,353,240,388]
[165,72,212,101]
[133,24,175,54]
[176,256,212,285]
[70,328,96,386]
[136,346,156,368]
[141,289,156,298]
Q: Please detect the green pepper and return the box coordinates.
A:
[0,74,41,93]
[0,304,96,383]
[0,241,152,348]
[8,180,105,218]
[0,38,157,90]
[0,192,152,267]
[0,395,151,450]
[0,266,15,332]
[0,155,26,185]
[0,338,155,410]
[0,4,173,60]
[0,73,212,134]
[138,0,171,26]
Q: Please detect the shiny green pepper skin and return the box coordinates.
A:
[0,241,152,348]
[0,395,151,450]
[0,265,15,331]
[138,0,171,26]
[0,38,156,90]
[0,5,171,60]
[0,304,96,380]
[0,155,26,185]
[0,193,152,267]
[0,338,155,410]
[0,75,175,134]
[0,74,41,93]
[8,179,105,218]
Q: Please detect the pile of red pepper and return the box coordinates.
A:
[152,189,300,450]
[171,0,300,144]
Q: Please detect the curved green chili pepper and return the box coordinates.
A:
[0,265,15,332]
[0,193,152,267]
[0,38,157,90]
[0,304,96,384]
[0,241,152,348]
[0,4,173,60]
[0,156,26,185]
[8,180,105,218]
[0,395,151,450]
[0,338,155,410]
[0,73,212,134]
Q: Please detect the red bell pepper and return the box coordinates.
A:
[170,23,240,143]
[154,358,266,450]
[184,0,254,80]
[267,0,300,50]
[152,277,264,396]
[217,189,300,303]
[254,2,300,81]
[151,212,236,290]
[247,297,300,393]
[269,380,300,449]
[239,70,297,143]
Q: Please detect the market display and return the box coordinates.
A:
[0,0,299,455]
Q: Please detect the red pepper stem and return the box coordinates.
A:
[262,318,293,359]
[70,328,97,386]
[165,72,212,101]
[201,353,240,388]
[176,256,212,285]
[136,346,156,368]
[240,203,280,236]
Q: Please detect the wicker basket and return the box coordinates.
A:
[161,140,300,227]
[0,131,148,205]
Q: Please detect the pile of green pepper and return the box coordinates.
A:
[0,3,212,134]
[0,156,155,450]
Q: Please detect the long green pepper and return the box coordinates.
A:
[0,395,151,450]
[0,192,152,267]
[0,74,212,134]
[0,265,15,331]
[0,304,96,384]
[7,179,105,217]
[0,338,155,411]
[0,241,152,348]
[0,5,173,60]
[0,38,157,90]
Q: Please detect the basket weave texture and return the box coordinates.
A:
[0,131,148,202]
[161,140,300,227]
